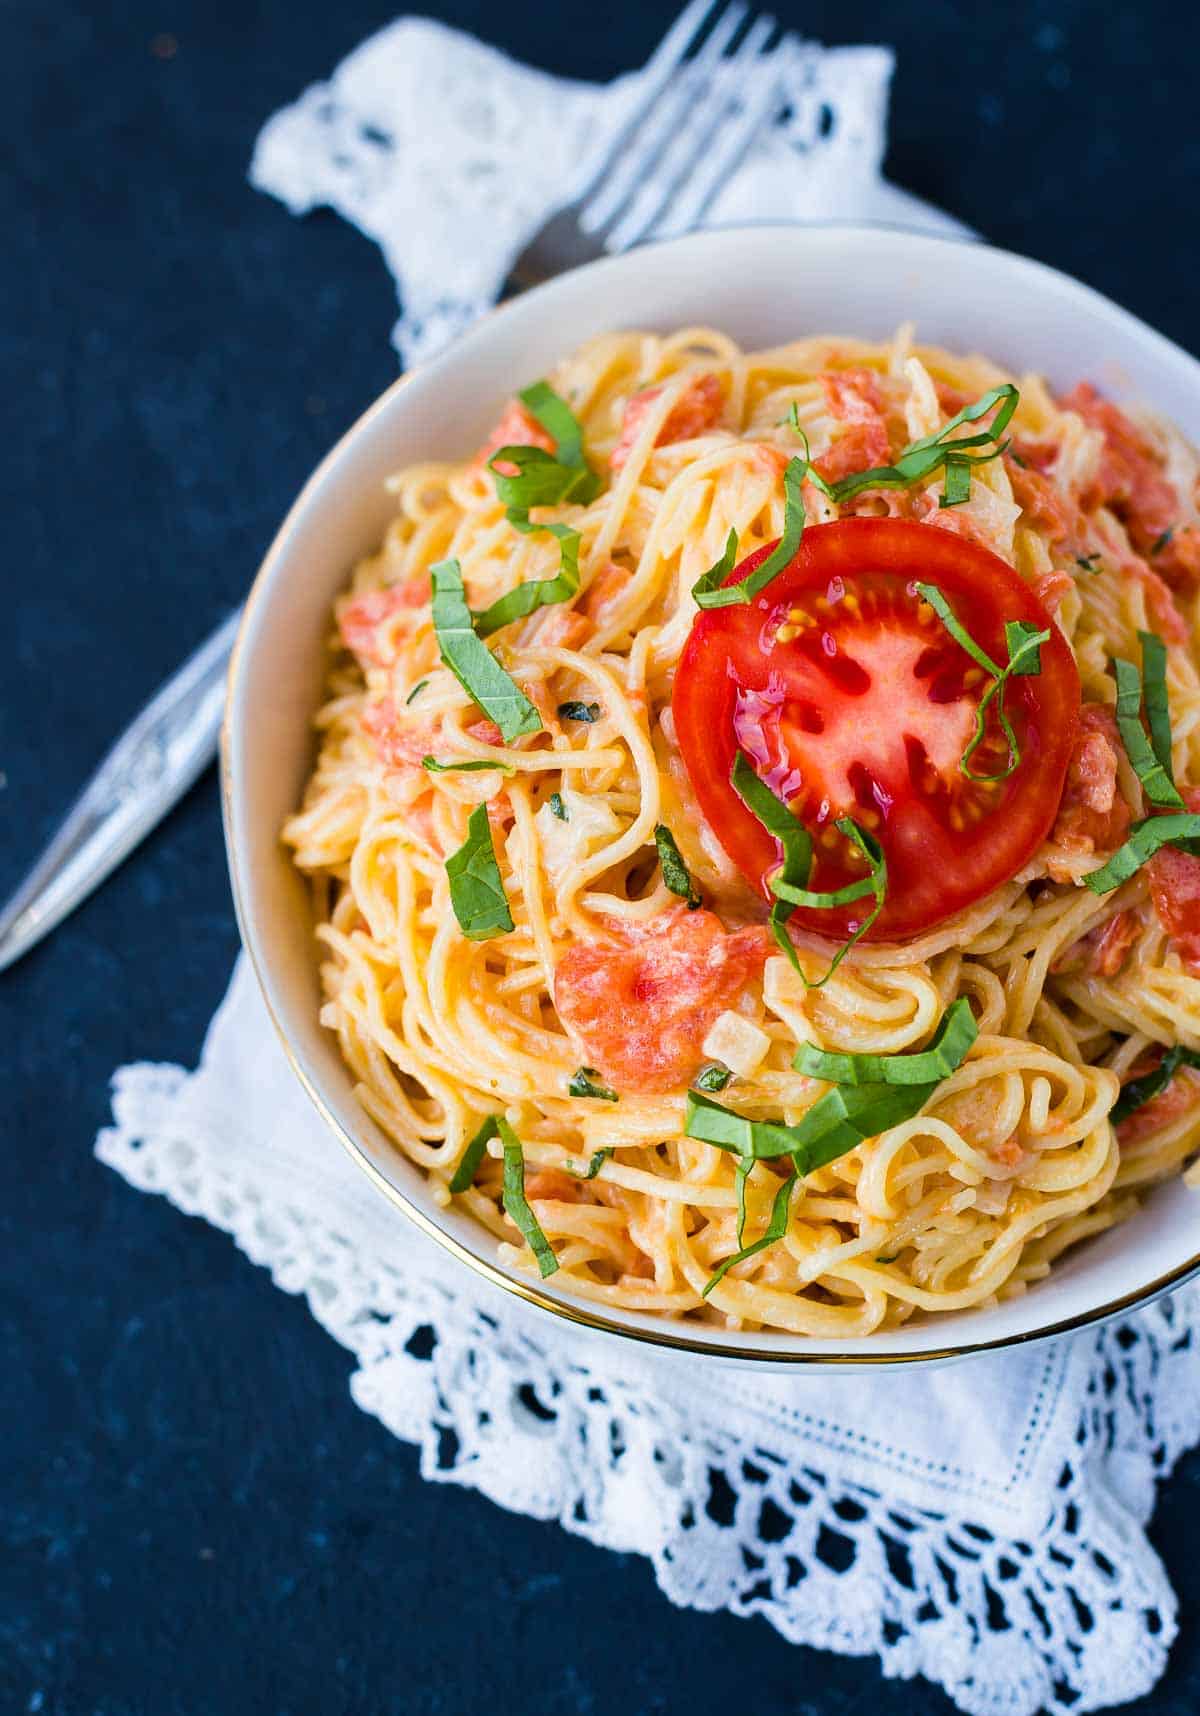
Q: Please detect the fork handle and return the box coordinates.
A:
[0,609,241,973]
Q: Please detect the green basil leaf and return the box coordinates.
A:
[405,679,429,705]
[445,802,514,940]
[692,457,808,609]
[1139,629,1177,793]
[557,701,601,722]
[685,1080,937,1180]
[430,558,542,742]
[482,384,601,635]
[693,1063,733,1093]
[916,581,1047,784]
[1112,653,1184,809]
[825,384,1017,505]
[1005,620,1045,677]
[488,443,601,513]
[519,379,589,470]
[1111,1044,1200,1125]
[422,755,514,775]
[1084,814,1200,894]
[703,1169,796,1298]
[568,1067,619,1102]
[729,749,813,974]
[916,581,1002,677]
[499,1118,559,1278]
[939,455,972,508]
[449,1115,500,1194]
[654,824,701,908]
[549,792,568,821]
[793,997,977,1086]
[565,1148,613,1180]
[474,521,583,637]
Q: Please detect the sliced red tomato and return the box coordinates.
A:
[672,518,1080,943]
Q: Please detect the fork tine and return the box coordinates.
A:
[603,13,784,253]
[582,2,750,237]
[652,34,806,241]
[569,0,726,210]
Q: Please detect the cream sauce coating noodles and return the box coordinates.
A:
[284,326,1200,1336]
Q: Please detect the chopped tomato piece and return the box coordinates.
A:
[813,368,890,485]
[1117,1065,1200,1144]
[673,519,1080,943]
[360,698,434,771]
[1051,705,1133,856]
[554,908,770,1094]
[339,577,429,665]
[1061,382,1198,586]
[1007,457,1078,548]
[525,1170,585,1203]
[610,374,724,471]
[476,400,556,477]
[536,607,591,649]
[466,717,504,746]
[1031,569,1075,615]
[580,560,633,619]
[1147,785,1200,974]
[1088,910,1139,977]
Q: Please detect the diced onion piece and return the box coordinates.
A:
[701,1010,771,1078]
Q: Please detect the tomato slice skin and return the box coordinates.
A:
[672,518,1080,944]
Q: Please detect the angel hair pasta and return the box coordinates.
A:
[284,325,1200,1337]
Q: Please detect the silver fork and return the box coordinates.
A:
[510,0,796,284]
[0,1,799,975]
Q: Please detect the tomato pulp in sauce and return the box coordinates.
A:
[672,518,1081,944]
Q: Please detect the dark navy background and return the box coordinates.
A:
[5,2,1200,1711]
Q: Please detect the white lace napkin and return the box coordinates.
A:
[97,18,1200,1715]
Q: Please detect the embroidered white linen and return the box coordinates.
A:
[98,17,1200,1715]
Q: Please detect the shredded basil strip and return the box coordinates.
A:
[939,455,973,508]
[1111,1045,1200,1126]
[1076,553,1101,573]
[916,582,1048,783]
[557,700,601,722]
[1112,655,1183,809]
[549,792,568,821]
[405,679,428,705]
[770,818,887,984]
[702,1170,796,1298]
[655,824,701,908]
[430,558,541,742]
[1153,528,1175,557]
[1084,814,1200,894]
[566,1148,613,1180]
[686,1081,938,1180]
[826,383,1019,508]
[448,1115,500,1194]
[481,383,602,635]
[519,379,589,469]
[694,1063,733,1093]
[474,516,584,637]
[1140,630,1176,788]
[499,1119,559,1278]
[568,1067,619,1103]
[692,457,809,609]
[794,997,977,1086]
[729,750,812,973]
[445,802,514,940]
[422,755,514,775]
[730,752,885,985]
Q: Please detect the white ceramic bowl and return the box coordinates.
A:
[223,223,1200,1368]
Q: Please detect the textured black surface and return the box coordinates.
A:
[4,2,1200,1711]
